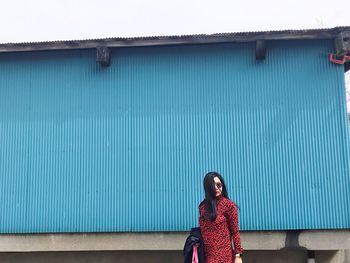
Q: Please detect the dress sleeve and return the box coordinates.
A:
[225,201,244,255]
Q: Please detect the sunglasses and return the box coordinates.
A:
[215,183,223,189]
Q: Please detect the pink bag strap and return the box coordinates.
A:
[192,244,199,263]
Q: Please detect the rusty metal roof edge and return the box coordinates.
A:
[0,27,349,53]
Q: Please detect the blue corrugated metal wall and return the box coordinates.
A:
[0,40,349,233]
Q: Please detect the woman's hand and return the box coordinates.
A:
[234,256,243,263]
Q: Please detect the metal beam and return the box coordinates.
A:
[0,27,349,53]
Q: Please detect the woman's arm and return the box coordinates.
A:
[225,201,244,255]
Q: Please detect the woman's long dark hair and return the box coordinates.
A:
[203,171,228,221]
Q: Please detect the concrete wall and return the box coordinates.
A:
[0,251,182,263]
[315,250,350,263]
[0,231,349,263]
[0,250,349,263]
[1,230,349,251]
[0,250,307,263]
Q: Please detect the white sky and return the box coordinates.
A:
[0,0,349,43]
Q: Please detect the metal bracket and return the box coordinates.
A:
[334,31,350,57]
[256,40,266,60]
[96,46,111,67]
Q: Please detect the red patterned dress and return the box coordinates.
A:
[199,196,243,263]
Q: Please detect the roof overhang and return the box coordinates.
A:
[0,27,350,53]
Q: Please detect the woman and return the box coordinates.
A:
[199,172,243,263]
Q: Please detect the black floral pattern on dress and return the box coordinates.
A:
[199,196,243,263]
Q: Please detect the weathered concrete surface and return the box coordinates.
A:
[0,250,348,263]
[244,250,307,263]
[0,230,349,252]
[0,250,306,263]
[0,251,183,263]
[241,231,286,250]
[299,230,350,250]
[0,232,186,251]
[315,250,350,263]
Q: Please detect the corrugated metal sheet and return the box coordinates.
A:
[0,40,349,233]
